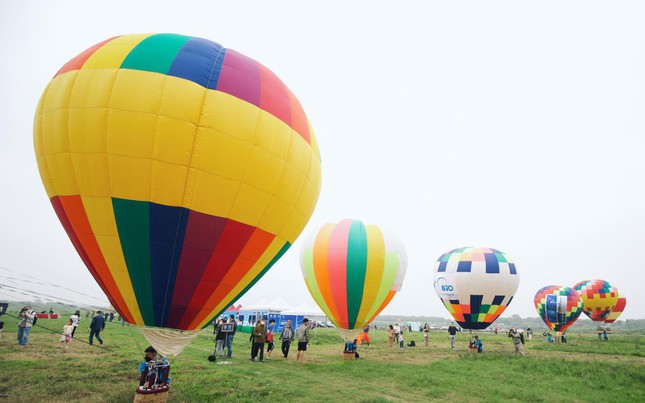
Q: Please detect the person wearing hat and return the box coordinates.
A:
[89,309,106,345]
[17,305,36,346]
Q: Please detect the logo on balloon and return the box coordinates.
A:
[435,276,458,299]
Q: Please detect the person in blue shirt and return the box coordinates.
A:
[474,335,483,353]
[89,310,106,345]
[344,339,359,358]
[139,346,170,389]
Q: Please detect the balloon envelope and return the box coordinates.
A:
[34,33,322,333]
[573,280,618,322]
[300,219,407,341]
[604,290,626,324]
[534,285,584,333]
[433,247,519,330]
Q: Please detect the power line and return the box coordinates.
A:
[0,283,107,311]
[0,264,108,303]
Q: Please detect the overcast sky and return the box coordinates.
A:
[1,1,644,321]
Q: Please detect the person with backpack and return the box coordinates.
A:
[280,319,295,359]
[17,305,36,346]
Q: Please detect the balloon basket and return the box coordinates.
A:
[343,352,355,360]
[134,385,169,403]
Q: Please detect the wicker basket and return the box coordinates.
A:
[343,352,355,360]
[134,386,169,403]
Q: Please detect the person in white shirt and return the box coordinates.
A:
[70,310,81,338]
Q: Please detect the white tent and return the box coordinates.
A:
[281,301,325,317]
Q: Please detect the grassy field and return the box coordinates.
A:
[0,317,643,402]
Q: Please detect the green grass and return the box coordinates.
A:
[0,318,643,402]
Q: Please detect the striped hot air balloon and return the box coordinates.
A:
[34,33,321,354]
[300,219,407,342]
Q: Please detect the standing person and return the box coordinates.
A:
[17,305,36,346]
[70,310,81,338]
[448,322,458,349]
[423,323,430,347]
[603,328,608,341]
[508,327,524,355]
[393,323,400,345]
[399,331,404,350]
[60,319,73,349]
[526,328,533,341]
[296,318,310,362]
[387,325,395,348]
[280,319,295,359]
[213,319,226,359]
[89,309,106,346]
[250,319,266,362]
[361,325,371,346]
[226,314,237,358]
[266,319,275,358]
[474,335,483,353]
[597,325,603,341]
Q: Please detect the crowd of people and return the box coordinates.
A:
[14,306,116,348]
[206,316,314,364]
[11,305,588,358]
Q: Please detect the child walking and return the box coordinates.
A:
[60,319,73,349]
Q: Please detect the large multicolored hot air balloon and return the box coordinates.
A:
[534,285,584,333]
[433,247,519,330]
[300,219,407,341]
[605,289,626,324]
[34,33,321,354]
[573,280,618,322]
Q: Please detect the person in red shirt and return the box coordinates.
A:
[266,319,275,358]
